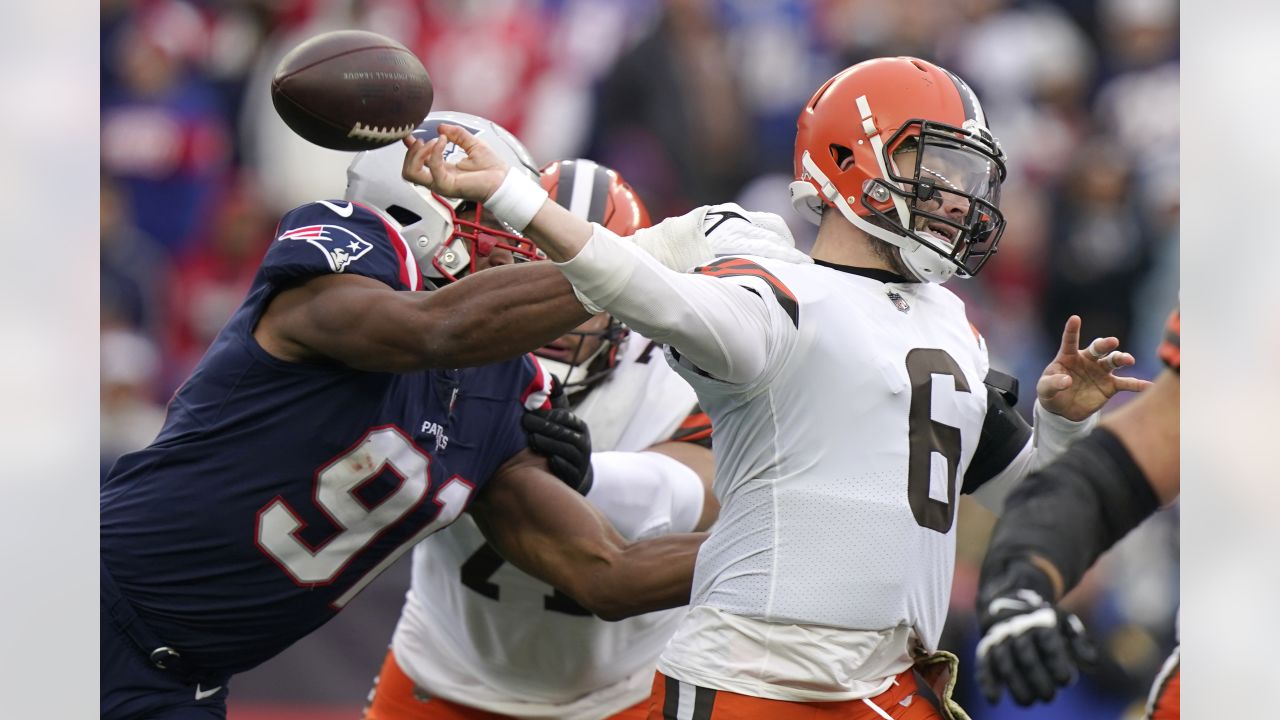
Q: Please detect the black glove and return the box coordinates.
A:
[522,404,593,495]
[975,560,1097,706]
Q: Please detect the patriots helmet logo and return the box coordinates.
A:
[277,224,374,272]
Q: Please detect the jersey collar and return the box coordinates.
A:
[813,259,911,284]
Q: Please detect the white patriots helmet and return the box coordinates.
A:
[345,111,542,286]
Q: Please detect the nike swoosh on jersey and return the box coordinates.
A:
[195,684,223,700]
[317,200,354,217]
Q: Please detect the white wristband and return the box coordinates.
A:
[484,167,548,233]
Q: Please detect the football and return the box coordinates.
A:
[271,30,433,151]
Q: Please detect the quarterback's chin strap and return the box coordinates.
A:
[795,151,956,284]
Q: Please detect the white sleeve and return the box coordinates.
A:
[584,451,705,541]
[970,401,1100,514]
[555,223,796,385]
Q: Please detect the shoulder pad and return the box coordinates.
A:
[693,256,799,328]
[268,200,421,290]
[700,204,811,265]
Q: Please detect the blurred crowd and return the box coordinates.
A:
[99,0,1179,717]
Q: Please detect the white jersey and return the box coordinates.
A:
[390,331,702,719]
[554,207,1094,701]
[659,259,988,698]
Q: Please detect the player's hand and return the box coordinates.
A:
[975,561,1097,706]
[522,399,594,495]
[401,124,507,203]
[1036,315,1152,421]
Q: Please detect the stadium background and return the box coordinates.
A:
[99,0,1179,718]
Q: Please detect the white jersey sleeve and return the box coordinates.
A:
[556,221,799,386]
[585,450,705,540]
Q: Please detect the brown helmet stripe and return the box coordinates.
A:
[940,67,984,127]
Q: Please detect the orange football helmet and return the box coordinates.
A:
[790,57,1007,282]
[539,159,652,236]
[536,159,652,397]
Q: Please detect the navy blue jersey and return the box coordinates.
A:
[101,200,553,676]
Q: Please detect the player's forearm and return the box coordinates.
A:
[474,454,704,621]
[1030,400,1098,468]
[556,225,771,383]
[979,426,1160,601]
[1101,370,1180,504]
[522,193,595,262]
[416,262,591,368]
[583,531,706,621]
[968,400,1095,515]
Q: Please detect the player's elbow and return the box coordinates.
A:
[577,587,634,622]
[558,557,638,621]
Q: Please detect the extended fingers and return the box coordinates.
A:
[437,123,481,154]
[1099,350,1135,371]
[401,138,433,185]
[437,122,469,142]
[426,133,447,169]
[1113,375,1154,393]
[1059,315,1082,355]
[1083,336,1119,359]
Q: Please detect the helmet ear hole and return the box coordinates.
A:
[829,144,855,172]
[385,204,422,226]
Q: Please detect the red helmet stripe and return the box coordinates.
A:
[354,200,421,291]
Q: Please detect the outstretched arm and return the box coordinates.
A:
[469,449,706,620]
[974,369,1179,706]
[255,263,590,372]
[403,126,792,385]
[983,368,1179,599]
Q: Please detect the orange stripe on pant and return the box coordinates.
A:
[364,649,648,720]
[645,669,944,720]
[1149,665,1179,720]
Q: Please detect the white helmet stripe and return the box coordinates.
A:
[856,94,911,228]
[568,159,600,220]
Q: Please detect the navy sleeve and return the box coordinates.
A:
[261,200,423,291]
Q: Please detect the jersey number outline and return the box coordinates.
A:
[460,544,592,617]
[256,426,475,608]
[906,349,972,534]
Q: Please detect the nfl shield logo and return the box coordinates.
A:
[887,290,910,314]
